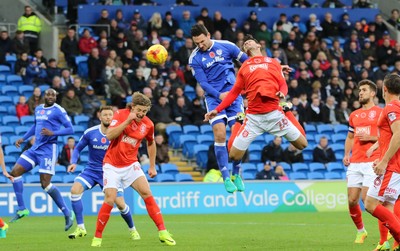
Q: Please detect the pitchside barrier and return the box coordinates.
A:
[0,181,348,217]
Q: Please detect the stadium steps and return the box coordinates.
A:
[168,151,203,181]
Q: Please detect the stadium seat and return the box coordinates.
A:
[304,124,317,135]
[314,134,332,144]
[306,134,316,145]
[256,163,264,172]
[316,124,333,135]
[302,144,314,155]
[0,176,7,183]
[330,144,344,155]
[141,164,160,173]
[333,124,348,134]
[0,96,14,107]
[0,106,7,116]
[74,115,90,127]
[0,126,15,137]
[325,172,343,180]
[289,172,307,180]
[73,125,86,134]
[0,65,11,76]
[15,126,31,136]
[20,116,35,126]
[18,85,34,97]
[2,115,19,127]
[1,85,18,96]
[6,55,16,72]
[184,85,196,101]
[182,125,200,135]
[182,136,198,159]
[0,75,5,85]
[241,163,257,176]
[146,173,156,183]
[6,75,23,86]
[4,156,16,166]
[264,134,275,144]
[248,144,262,159]
[156,173,175,182]
[252,135,266,146]
[0,135,10,146]
[194,144,209,169]
[75,56,89,78]
[197,134,214,145]
[166,125,182,147]
[74,165,85,173]
[303,153,312,163]
[52,175,64,183]
[6,106,16,115]
[307,172,325,180]
[179,134,196,149]
[160,163,179,176]
[4,145,21,158]
[331,134,347,144]
[63,175,76,183]
[25,175,41,183]
[175,173,193,182]
[248,153,260,164]
[80,155,89,165]
[309,162,326,172]
[199,124,213,135]
[38,84,50,93]
[55,165,68,175]
[292,163,309,172]
[326,162,344,172]
[278,162,292,172]
[242,172,255,180]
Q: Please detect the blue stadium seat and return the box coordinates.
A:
[156,173,175,182]
[197,134,214,145]
[7,106,17,116]
[55,165,68,175]
[316,124,334,135]
[330,144,344,155]
[0,126,15,137]
[20,116,35,126]
[309,162,326,172]
[264,134,275,144]
[241,163,257,176]
[6,55,16,72]
[73,125,85,134]
[252,135,266,146]
[289,172,307,180]
[307,172,325,180]
[0,65,11,76]
[2,115,19,127]
[325,172,343,180]
[178,134,196,149]
[160,163,179,176]
[331,134,347,144]
[1,85,18,96]
[249,153,260,164]
[306,134,316,145]
[15,126,31,136]
[25,175,41,183]
[199,124,213,135]
[74,115,90,127]
[242,172,255,180]
[18,85,34,97]
[0,75,5,85]
[80,155,89,165]
[175,173,193,182]
[326,162,344,172]
[4,156,16,166]
[278,162,292,172]
[292,163,309,172]
[146,173,156,182]
[63,175,77,183]
[303,153,312,163]
[182,136,198,158]
[248,144,262,160]
[304,124,317,135]
[256,163,265,172]
[194,144,209,169]
[182,125,199,135]
[302,144,315,155]
[0,176,7,183]
[0,96,14,107]
[38,84,50,93]
[10,136,21,145]
[333,124,348,134]
[4,145,21,158]
[166,125,182,147]
[184,85,196,101]
[0,106,7,116]
[6,75,23,86]
[75,56,89,78]
[74,165,85,173]
[52,175,64,183]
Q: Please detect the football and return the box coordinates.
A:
[146,44,168,65]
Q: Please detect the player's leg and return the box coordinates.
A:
[0,217,8,238]
[9,150,37,222]
[68,176,88,239]
[392,200,400,250]
[115,194,140,240]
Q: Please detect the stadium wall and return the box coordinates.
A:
[0,181,348,216]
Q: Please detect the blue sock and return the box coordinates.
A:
[214,143,230,179]
[120,205,134,229]
[45,184,70,217]
[71,194,84,225]
[232,160,241,175]
[12,177,26,211]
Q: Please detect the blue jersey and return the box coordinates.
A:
[28,104,73,151]
[189,40,248,99]
[71,125,109,172]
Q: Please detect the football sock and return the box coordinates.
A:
[214,143,230,179]
[144,196,165,231]
[120,205,134,229]
[349,204,364,230]
[232,160,241,176]
[285,111,306,136]
[0,218,4,228]
[71,194,84,225]
[379,220,389,245]
[372,204,400,242]
[228,122,241,152]
[12,176,26,211]
[45,184,70,217]
[95,203,113,238]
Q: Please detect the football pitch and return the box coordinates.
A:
[1,211,385,250]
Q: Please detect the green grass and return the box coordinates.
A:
[0,211,389,250]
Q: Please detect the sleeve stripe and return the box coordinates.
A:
[348,126,354,133]
[236,51,244,61]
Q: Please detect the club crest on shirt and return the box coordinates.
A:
[46,110,52,115]
[388,112,397,122]
[209,51,215,58]
[216,49,222,56]
[368,110,376,120]
[140,124,147,135]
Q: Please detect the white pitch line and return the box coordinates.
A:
[170,221,350,227]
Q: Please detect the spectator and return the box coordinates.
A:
[0,30,13,57]
[306,96,323,124]
[388,9,400,30]
[321,95,339,124]
[121,49,137,73]
[377,31,396,47]
[60,68,74,88]
[12,30,30,55]
[133,0,157,5]
[114,9,129,31]
[17,6,41,54]
[256,161,280,180]
[274,165,289,180]
[25,57,47,86]
[27,87,44,114]
[171,29,185,53]
[255,22,271,47]
[362,38,377,66]
[353,0,373,8]
[131,9,148,36]
[179,10,196,38]
[176,0,198,5]
[223,18,240,43]
[16,96,30,119]
[95,9,111,35]
[326,76,343,103]
[88,48,106,93]
[175,38,194,66]
[282,144,304,164]
[15,52,29,76]
[105,58,116,80]
[321,0,345,8]
[161,11,179,37]
[273,13,292,34]
[149,95,175,134]
[374,63,390,82]
[58,137,78,167]
[261,136,283,164]
[335,100,351,125]
[374,14,388,39]
[155,134,170,164]
[108,67,132,108]
[321,12,339,39]
[34,48,47,66]
[313,136,336,164]
[61,88,83,117]
[291,14,307,35]
[97,38,110,60]
[46,58,61,83]
[60,28,79,70]
[339,13,353,38]
[213,11,229,35]
[81,85,101,118]
[147,12,163,35]
[290,0,311,7]
[71,77,84,98]
[79,29,98,55]
[191,97,207,126]
[196,8,214,34]
[377,39,395,66]
[172,96,192,125]
[52,77,65,102]
[248,0,268,6]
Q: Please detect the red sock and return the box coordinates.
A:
[228,122,242,152]
[95,203,113,238]
[0,218,4,228]
[372,204,400,242]
[349,204,364,230]
[285,111,305,136]
[378,220,389,245]
[145,196,165,231]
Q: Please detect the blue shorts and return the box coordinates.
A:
[75,168,123,196]
[17,144,58,175]
[205,95,243,127]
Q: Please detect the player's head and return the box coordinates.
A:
[357,79,377,105]
[131,92,152,122]
[383,74,400,100]
[44,88,57,107]
[191,24,212,51]
[242,34,261,56]
[99,106,113,127]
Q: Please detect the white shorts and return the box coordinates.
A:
[103,162,145,190]
[232,110,301,151]
[346,162,376,188]
[367,171,400,204]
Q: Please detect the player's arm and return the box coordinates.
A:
[107,110,135,140]
[0,142,13,181]
[16,124,36,147]
[42,112,74,136]
[275,63,288,98]
[366,141,379,158]
[343,131,354,166]
[374,120,400,175]
[68,134,88,172]
[229,43,248,63]
[145,125,157,178]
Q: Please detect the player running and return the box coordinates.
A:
[67,106,140,240]
[204,35,307,165]
[91,92,175,247]
[5,89,75,230]
[365,74,400,251]
[189,24,248,193]
[342,80,388,249]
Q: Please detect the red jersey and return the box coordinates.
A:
[103,109,154,168]
[216,56,287,114]
[348,106,382,163]
[377,100,400,172]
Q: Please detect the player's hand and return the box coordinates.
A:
[41,128,54,136]
[127,110,137,122]
[15,138,24,148]
[204,110,218,122]
[148,166,157,178]
[276,91,285,99]
[219,92,229,100]
[355,133,370,141]
[67,164,77,173]
[281,65,293,74]
[373,159,387,175]
[342,155,350,166]
[2,170,14,182]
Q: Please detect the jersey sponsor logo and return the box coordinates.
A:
[36,115,49,120]
[368,110,376,120]
[93,144,108,150]
[388,112,397,122]
[121,134,138,147]
[206,55,225,68]
[101,137,107,144]
[110,120,118,126]
[249,63,268,73]
[355,126,370,135]
[385,187,397,195]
